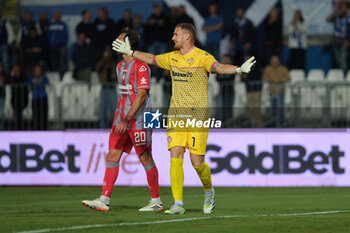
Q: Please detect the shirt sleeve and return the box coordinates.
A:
[154,52,172,70]
[218,15,224,24]
[203,52,218,74]
[136,63,150,90]
[42,76,49,84]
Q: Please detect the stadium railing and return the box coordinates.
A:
[1,80,350,130]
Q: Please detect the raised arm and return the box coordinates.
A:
[112,37,155,65]
[213,56,256,75]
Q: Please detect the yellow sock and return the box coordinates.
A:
[170,158,184,201]
[194,162,213,192]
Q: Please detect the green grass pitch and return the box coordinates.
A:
[1,187,350,233]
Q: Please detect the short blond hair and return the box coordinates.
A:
[176,23,196,42]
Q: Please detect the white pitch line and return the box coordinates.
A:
[16,210,349,233]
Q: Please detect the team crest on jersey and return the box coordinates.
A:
[167,136,172,143]
[188,57,194,64]
[139,65,147,72]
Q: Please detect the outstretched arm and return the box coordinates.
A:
[112,37,155,65]
[133,51,155,65]
[212,63,238,75]
[213,56,256,75]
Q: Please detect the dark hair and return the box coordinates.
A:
[121,27,140,50]
[29,26,37,32]
[208,2,218,11]
[295,10,304,22]
[175,23,197,42]
[99,7,108,15]
[271,54,280,59]
[81,9,89,16]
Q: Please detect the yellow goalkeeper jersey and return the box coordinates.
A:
[154,47,218,112]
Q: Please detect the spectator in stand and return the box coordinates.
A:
[72,32,94,82]
[92,7,115,63]
[0,10,14,74]
[17,12,40,48]
[0,63,7,130]
[39,12,50,37]
[169,6,178,32]
[115,9,133,35]
[242,51,262,104]
[22,26,45,75]
[264,8,283,66]
[38,12,50,70]
[76,9,94,42]
[48,11,69,77]
[230,8,255,64]
[8,64,28,130]
[144,4,171,80]
[201,3,224,60]
[216,54,234,123]
[176,5,194,25]
[288,10,307,70]
[327,1,350,71]
[95,47,117,128]
[262,55,290,126]
[27,64,48,130]
[132,14,145,50]
[145,4,170,54]
[242,51,262,127]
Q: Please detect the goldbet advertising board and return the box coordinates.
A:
[0,130,349,186]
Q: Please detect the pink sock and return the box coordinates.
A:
[101,160,119,197]
[144,161,160,198]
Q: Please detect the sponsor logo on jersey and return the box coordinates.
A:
[119,84,133,94]
[139,65,147,72]
[171,71,193,77]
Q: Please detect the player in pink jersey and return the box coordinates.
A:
[82,28,163,212]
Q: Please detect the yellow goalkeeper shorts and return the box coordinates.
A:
[166,118,209,155]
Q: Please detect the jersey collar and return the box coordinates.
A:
[123,57,135,65]
[180,46,195,56]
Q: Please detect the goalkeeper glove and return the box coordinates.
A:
[236,56,256,74]
[112,37,134,57]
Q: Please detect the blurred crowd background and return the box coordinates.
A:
[0,0,349,130]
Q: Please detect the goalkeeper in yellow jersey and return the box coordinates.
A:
[112,23,255,214]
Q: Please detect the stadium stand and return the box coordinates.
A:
[1,0,350,130]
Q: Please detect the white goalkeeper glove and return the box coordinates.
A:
[236,56,256,75]
[112,37,134,57]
